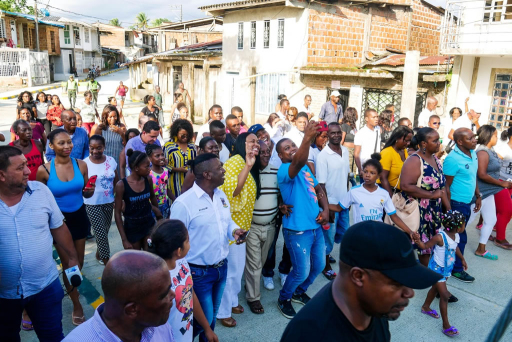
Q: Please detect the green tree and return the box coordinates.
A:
[0,0,29,12]
[109,18,121,27]
[135,12,149,30]
[150,18,170,27]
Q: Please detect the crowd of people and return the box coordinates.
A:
[1,86,511,342]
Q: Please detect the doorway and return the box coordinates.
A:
[326,88,350,116]
[68,53,74,74]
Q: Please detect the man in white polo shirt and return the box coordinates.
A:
[316,122,349,280]
[354,108,380,183]
[417,96,438,128]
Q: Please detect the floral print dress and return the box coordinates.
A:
[402,154,445,255]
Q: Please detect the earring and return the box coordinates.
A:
[422,147,426,153]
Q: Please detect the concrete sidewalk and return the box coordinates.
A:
[0,67,127,100]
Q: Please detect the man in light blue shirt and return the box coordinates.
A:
[444,128,481,284]
[123,120,161,176]
[0,146,78,341]
[46,110,89,161]
[318,90,343,124]
[276,121,329,319]
[64,251,175,341]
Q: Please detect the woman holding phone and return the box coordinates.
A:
[36,128,94,326]
[84,135,119,265]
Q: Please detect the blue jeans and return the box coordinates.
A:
[450,200,471,274]
[335,208,350,244]
[0,277,64,342]
[191,261,228,342]
[279,227,325,301]
[323,212,338,255]
[262,224,292,277]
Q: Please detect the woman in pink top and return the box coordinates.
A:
[114,81,128,108]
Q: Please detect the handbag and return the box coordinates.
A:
[383,155,423,233]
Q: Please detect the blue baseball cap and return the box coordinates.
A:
[248,124,265,134]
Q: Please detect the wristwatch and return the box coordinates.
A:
[476,193,483,198]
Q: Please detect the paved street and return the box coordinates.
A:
[2,70,512,341]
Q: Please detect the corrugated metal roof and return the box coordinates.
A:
[199,0,284,11]
[1,10,65,28]
[373,54,452,66]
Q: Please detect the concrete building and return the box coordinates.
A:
[93,23,157,63]
[442,0,512,131]
[200,0,445,126]
[45,17,102,80]
[148,17,223,52]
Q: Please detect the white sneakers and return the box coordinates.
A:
[263,276,275,290]
[279,272,288,287]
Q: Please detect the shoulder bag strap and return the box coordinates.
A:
[374,130,379,153]
[413,154,424,188]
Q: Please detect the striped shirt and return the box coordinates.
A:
[164,141,197,198]
[252,164,279,225]
[63,303,175,341]
[0,181,63,299]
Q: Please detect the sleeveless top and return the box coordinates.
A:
[101,126,124,173]
[9,140,42,181]
[476,145,502,200]
[48,106,63,126]
[122,177,153,221]
[47,158,84,212]
[118,86,126,96]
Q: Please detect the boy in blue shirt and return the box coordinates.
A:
[276,121,329,319]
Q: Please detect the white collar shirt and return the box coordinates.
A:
[418,108,435,127]
[354,125,381,168]
[315,144,349,204]
[170,182,238,265]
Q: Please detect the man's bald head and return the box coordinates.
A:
[453,128,471,144]
[102,250,167,302]
[61,110,75,121]
[453,127,477,151]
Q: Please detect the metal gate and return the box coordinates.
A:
[360,88,427,129]
[29,51,50,86]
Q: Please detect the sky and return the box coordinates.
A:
[38,0,213,27]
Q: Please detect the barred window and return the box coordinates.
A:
[263,20,270,48]
[250,21,256,49]
[277,19,284,48]
[488,73,512,130]
[237,22,243,50]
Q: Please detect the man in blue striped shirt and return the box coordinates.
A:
[46,110,89,161]
[0,146,79,341]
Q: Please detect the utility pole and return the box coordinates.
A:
[169,5,182,23]
[34,0,40,51]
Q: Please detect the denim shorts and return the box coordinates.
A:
[429,262,449,283]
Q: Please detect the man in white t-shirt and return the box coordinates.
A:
[277,99,290,120]
[316,122,349,280]
[209,120,230,163]
[448,107,481,141]
[297,95,313,120]
[417,96,438,128]
[284,112,308,147]
[195,105,223,146]
[354,109,380,182]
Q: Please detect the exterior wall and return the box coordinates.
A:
[100,29,126,48]
[38,26,60,55]
[368,6,410,53]
[59,25,73,49]
[164,31,222,49]
[409,0,441,56]
[82,27,92,51]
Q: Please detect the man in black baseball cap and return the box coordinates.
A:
[281,221,442,342]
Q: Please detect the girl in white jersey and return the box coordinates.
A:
[329,154,414,238]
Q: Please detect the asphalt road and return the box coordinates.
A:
[2,69,512,342]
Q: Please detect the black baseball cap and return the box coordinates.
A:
[340,221,442,289]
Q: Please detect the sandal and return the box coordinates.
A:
[322,269,337,280]
[421,309,440,319]
[475,251,498,260]
[231,304,244,314]
[443,326,459,337]
[493,240,512,250]
[21,319,33,331]
[247,300,265,314]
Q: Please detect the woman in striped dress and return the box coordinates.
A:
[164,119,196,198]
[91,105,126,174]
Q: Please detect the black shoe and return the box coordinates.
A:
[328,255,336,264]
[277,299,296,319]
[292,293,311,306]
[86,233,95,240]
[451,271,475,283]
[436,293,459,303]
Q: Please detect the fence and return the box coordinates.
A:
[0,48,50,87]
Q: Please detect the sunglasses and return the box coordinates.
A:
[431,122,440,125]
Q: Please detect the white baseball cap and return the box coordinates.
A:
[331,90,341,97]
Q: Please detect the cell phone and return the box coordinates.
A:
[85,175,97,189]
[237,230,250,243]
[317,121,328,131]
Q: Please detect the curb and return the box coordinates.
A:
[0,67,127,100]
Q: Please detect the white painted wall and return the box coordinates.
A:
[59,25,73,49]
[82,27,92,51]
[220,6,308,123]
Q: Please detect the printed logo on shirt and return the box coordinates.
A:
[359,203,364,208]
[465,164,469,169]
[380,199,385,206]
[172,263,193,336]
[361,208,383,221]
[220,198,228,208]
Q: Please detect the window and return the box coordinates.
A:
[263,20,270,48]
[64,25,70,44]
[488,73,512,130]
[125,32,129,46]
[84,28,90,43]
[73,27,80,45]
[237,22,243,50]
[483,0,512,22]
[50,30,56,52]
[0,19,6,39]
[250,21,256,49]
[277,19,284,48]
[255,73,287,115]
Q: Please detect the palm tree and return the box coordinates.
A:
[151,18,170,27]
[135,12,149,30]
[109,18,121,27]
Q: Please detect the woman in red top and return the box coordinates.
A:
[48,95,65,130]
[9,120,44,180]
[10,108,46,147]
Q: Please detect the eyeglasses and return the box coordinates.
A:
[287,114,295,117]
[431,122,440,125]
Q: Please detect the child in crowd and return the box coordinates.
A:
[76,113,83,128]
[119,128,140,178]
[114,149,162,251]
[146,144,175,218]
[329,154,414,237]
[147,219,218,342]
[413,210,467,337]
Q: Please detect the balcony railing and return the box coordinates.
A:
[440,0,512,55]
